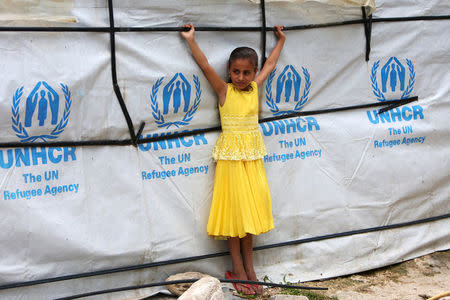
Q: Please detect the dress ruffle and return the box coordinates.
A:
[207,159,273,238]
[212,131,267,161]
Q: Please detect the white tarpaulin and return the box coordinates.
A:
[0,0,76,23]
[250,0,376,14]
[0,0,449,299]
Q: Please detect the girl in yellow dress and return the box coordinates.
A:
[181,23,286,296]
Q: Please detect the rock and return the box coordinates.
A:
[178,276,223,300]
[269,295,309,300]
[166,271,210,296]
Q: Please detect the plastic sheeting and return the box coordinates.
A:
[0,0,449,299]
[0,0,76,23]
[250,0,376,15]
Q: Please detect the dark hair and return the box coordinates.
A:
[227,47,258,84]
[228,47,258,70]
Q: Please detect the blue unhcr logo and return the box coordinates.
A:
[11,81,72,142]
[150,73,202,129]
[265,65,311,116]
[371,57,415,102]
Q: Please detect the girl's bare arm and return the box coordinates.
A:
[255,25,286,87]
[181,24,227,106]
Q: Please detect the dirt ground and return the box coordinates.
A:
[256,249,450,300]
[148,249,449,300]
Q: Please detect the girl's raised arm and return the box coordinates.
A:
[255,25,286,87]
[180,24,227,105]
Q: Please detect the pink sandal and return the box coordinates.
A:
[225,270,255,296]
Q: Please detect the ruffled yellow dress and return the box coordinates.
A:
[207,81,273,238]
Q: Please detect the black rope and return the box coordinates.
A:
[0,26,263,32]
[0,15,449,32]
[259,97,417,124]
[134,121,146,145]
[373,15,450,22]
[129,96,419,145]
[107,0,137,146]
[0,97,417,149]
[1,212,447,291]
[254,213,450,251]
[260,0,267,67]
[54,279,327,300]
[378,97,416,113]
[361,6,373,61]
[0,139,132,149]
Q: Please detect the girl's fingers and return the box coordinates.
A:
[274,25,286,39]
[180,24,194,39]
[181,23,194,30]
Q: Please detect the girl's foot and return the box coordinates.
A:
[225,270,255,296]
[246,271,263,294]
[251,283,263,295]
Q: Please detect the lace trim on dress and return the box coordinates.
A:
[212,131,267,161]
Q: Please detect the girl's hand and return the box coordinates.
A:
[180,23,195,41]
[274,25,286,41]
[254,25,286,86]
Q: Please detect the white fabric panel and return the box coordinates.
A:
[0,1,448,299]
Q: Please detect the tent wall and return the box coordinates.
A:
[0,0,449,299]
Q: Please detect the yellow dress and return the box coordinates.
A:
[207,81,274,238]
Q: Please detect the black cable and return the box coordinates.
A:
[362,6,373,61]
[54,279,327,300]
[1,212,447,291]
[373,15,450,22]
[0,15,449,32]
[0,139,133,148]
[254,213,450,251]
[0,27,109,32]
[378,97,416,113]
[107,0,137,146]
[0,26,262,32]
[260,0,267,67]
[259,97,417,124]
[0,97,417,149]
[134,121,146,144]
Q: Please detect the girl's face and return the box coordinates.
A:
[228,58,257,91]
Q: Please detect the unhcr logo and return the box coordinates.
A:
[11,81,72,142]
[265,65,311,116]
[370,57,415,102]
[150,73,202,129]
[367,57,422,125]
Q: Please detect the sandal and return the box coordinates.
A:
[251,283,263,295]
[225,270,255,296]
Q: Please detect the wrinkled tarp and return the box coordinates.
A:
[0,0,449,299]
[0,0,76,23]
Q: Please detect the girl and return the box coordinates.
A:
[181,23,286,296]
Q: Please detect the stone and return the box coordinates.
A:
[166,271,210,296]
[178,276,223,300]
[269,295,309,300]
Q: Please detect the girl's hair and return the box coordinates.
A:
[227,47,258,84]
[228,47,258,70]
